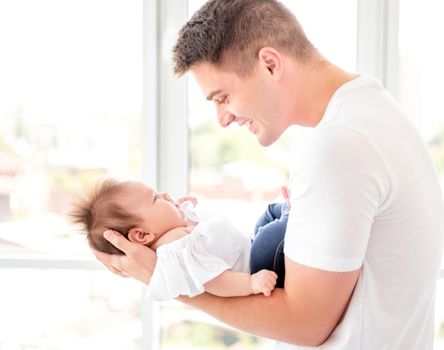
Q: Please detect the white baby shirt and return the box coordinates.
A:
[147,214,251,301]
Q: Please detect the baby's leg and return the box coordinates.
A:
[254,202,287,236]
[250,203,289,288]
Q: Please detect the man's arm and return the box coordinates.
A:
[180,257,360,347]
[94,230,360,346]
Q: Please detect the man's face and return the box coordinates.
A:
[191,61,288,147]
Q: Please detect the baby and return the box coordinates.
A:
[70,178,278,300]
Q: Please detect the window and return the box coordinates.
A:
[0,1,144,348]
[3,1,442,348]
[187,0,357,229]
[396,0,444,347]
[159,1,358,349]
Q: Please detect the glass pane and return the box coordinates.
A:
[0,1,144,348]
[0,0,143,257]
[0,269,143,349]
[159,300,274,350]
[436,279,444,349]
[160,1,357,349]
[282,0,357,72]
[398,0,444,141]
[397,1,444,347]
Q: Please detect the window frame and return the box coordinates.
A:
[356,0,400,98]
[1,1,442,349]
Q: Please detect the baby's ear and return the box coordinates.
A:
[128,228,156,245]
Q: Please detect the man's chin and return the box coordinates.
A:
[256,128,287,147]
[257,135,278,147]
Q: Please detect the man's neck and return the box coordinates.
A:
[287,55,357,127]
[312,64,357,125]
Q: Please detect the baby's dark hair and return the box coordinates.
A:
[69,178,143,255]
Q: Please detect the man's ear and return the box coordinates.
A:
[128,227,156,245]
[257,47,283,79]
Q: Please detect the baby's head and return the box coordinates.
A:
[69,179,188,254]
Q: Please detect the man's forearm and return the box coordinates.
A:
[177,261,360,347]
[100,231,359,346]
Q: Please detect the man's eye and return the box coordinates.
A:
[215,96,228,104]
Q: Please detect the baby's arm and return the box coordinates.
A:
[204,269,277,297]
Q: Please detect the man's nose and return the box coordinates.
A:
[216,105,234,128]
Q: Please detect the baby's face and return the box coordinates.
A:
[119,182,188,236]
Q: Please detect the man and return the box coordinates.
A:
[93,0,444,348]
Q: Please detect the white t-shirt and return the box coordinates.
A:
[278,75,444,350]
[147,215,251,301]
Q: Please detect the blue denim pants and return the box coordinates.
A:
[250,202,289,288]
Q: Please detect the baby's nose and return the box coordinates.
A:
[161,193,172,201]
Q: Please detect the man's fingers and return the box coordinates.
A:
[92,246,124,268]
[103,230,133,254]
[92,247,112,263]
[91,248,126,276]
[91,242,127,273]
[281,185,289,199]
[108,265,128,277]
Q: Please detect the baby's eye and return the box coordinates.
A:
[153,194,159,203]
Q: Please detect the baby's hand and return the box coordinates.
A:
[282,185,291,209]
[176,196,198,207]
[250,270,278,296]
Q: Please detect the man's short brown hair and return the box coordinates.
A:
[69,179,142,255]
[172,0,315,76]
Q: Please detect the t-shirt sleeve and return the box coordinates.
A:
[284,126,389,272]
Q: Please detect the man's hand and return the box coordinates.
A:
[250,270,278,296]
[91,230,157,284]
